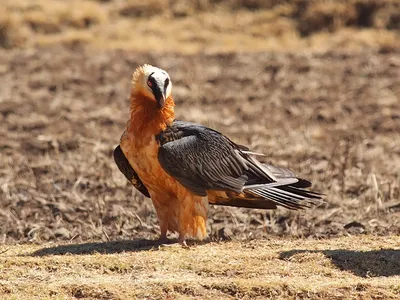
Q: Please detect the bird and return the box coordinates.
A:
[114,64,322,245]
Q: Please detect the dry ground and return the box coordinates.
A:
[0,0,399,299]
[1,46,399,243]
[1,236,399,299]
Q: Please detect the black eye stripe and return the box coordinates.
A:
[148,76,157,89]
[164,78,170,87]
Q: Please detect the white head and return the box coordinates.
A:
[132,64,172,108]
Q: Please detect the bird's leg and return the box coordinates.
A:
[157,234,169,244]
[153,202,170,244]
[158,221,169,244]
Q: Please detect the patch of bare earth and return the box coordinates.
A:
[0,46,399,244]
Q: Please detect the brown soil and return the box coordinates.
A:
[0,46,399,243]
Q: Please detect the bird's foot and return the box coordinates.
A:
[157,235,170,245]
[156,234,189,249]
[178,236,189,249]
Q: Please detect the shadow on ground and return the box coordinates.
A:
[31,239,173,256]
[30,238,212,256]
[280,249,400,277]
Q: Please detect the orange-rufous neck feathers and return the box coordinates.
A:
[128,65,175,136]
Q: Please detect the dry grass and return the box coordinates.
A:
[1,236,399,299]
[1,0,399,52]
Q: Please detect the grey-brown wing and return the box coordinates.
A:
[156,121,267,197]
[113,145,150,198]
[156,121,322,209]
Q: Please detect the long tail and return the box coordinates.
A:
[208,151,324,210]
[244,181,323,210]
[208,179,323,210]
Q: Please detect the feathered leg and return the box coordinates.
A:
[177,193,208,247]
[152,197,170,243]
[158,221,168,243]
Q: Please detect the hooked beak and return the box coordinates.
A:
[151,82,166,108]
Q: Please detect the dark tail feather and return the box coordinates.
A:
[245,183,323,210]
[290,178,312,188]
[278,185,322,199]
[209,179,323,210]
[210,196,278,210]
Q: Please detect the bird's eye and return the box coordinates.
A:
[165,78,169,87]
[147,80,152,87]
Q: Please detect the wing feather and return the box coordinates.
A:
[157,122,248,196]
[156,120,323,208]
[113,145,150,198]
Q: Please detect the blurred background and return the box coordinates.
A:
[1,0,399,52]
[0,0,399,243]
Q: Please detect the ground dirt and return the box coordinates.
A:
[0,0,399,299]
[1,46,399,243]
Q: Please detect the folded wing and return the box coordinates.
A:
[157,120,323,210]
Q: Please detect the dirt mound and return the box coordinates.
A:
[0,46,399,243]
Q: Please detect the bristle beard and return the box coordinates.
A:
[128,93,175,138]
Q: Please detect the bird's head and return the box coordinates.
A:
[131,64,172,108]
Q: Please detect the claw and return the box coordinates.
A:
[178,235,189,248]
